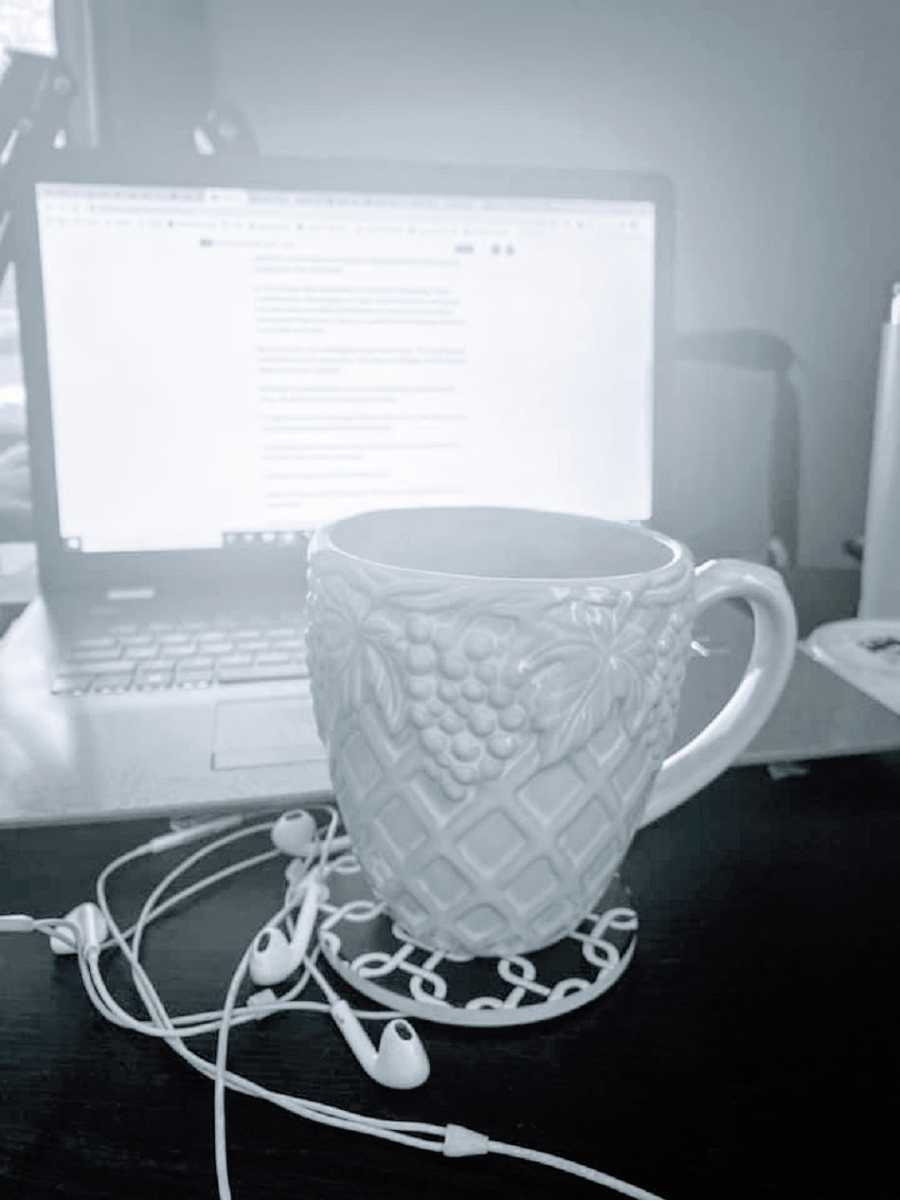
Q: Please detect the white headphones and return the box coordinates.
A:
[0,803,666,1200]
[249,877,325,986]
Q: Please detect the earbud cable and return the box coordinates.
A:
[94,826,446,1138]
[10,806,669,1200]
[488,1141,666,1200]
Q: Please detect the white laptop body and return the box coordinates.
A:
[0,155,670,825]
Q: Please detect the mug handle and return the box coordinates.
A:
[640,558,798,828]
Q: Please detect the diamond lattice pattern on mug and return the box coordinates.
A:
[333,700,657,956]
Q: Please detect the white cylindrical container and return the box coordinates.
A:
[860,320,900,619]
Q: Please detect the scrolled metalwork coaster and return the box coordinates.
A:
[317,853,637,1028]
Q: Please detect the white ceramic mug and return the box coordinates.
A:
[307,507,797,957]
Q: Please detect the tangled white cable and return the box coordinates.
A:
[0,802,667,1200]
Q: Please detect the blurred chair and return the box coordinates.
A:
[653,328,800,568]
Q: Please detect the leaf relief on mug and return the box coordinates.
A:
[519,593,659,768]
[308,567,409,742]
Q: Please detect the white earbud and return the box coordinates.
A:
[271,809,318,857]
[330,1000,430,1089]
[274,809,355,864]
[249,878,324,987]
[49,902,108,956]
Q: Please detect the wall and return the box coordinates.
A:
[208,0,900,566]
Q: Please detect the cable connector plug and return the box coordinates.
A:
[147,816,243,853]
[0,914,36,933]
[246,988,277,1012]
[443,1124,491,1158]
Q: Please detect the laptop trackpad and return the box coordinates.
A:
[212,698,324,770]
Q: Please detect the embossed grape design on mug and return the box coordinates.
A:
[307,508,797,958]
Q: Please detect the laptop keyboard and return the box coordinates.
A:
[51,613,309,695]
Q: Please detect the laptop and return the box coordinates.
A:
[0,153,672,825]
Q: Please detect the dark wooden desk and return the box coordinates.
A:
[1,757,897,1199]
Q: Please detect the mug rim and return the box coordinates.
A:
[310,505,688,586]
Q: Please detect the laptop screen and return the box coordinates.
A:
[34,180,655,555]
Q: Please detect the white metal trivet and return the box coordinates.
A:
[316,853,637,1028]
